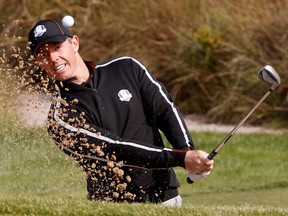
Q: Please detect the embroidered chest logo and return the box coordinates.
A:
[118,89,132,102]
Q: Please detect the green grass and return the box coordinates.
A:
[0,117,287,215]
[0,198,287,216]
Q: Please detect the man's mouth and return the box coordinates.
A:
[54,64,66,72]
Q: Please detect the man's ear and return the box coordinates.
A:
[33,55,43,67]
[71,35,79,52]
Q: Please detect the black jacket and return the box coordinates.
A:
[47,56,194,202]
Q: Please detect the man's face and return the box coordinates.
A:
[34,36,79,81]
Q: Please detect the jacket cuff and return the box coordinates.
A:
[169,150,187,168]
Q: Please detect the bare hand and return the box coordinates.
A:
[184,150,214,173]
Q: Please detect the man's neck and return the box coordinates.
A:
[67,59,91,85]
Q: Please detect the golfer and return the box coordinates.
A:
[28,18,214,207]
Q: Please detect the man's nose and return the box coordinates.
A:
[49,51,59,62]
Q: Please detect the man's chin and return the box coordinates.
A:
[55,73,70,81]
[47,72,68,81]
[57,77,68,82]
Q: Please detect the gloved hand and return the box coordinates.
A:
[184,150,214,174]
[187,171,210,183]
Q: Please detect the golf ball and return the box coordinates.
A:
[62,15,74,28]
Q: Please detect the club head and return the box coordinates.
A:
[258,65,281,90]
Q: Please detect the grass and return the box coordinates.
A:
[0,115,287,215]
[1,198,287,216]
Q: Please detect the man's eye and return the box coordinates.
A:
[37,52,48,58]
[55,45,62,50]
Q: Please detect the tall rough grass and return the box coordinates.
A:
[0,0,287,127]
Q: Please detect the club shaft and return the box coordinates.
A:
[207,89,272,159]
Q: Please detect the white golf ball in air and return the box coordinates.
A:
[62,15,74,28]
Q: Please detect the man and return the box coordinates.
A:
[28,18,214,207]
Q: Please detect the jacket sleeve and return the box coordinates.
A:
[131,58,195,150]
[47,98,187,170]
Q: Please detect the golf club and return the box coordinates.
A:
[187,65,281,183]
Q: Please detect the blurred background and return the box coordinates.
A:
[0,0,287,128]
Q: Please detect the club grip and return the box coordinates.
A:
[187,151,216,184]
[187,177,194,184]
[208,150,217,160]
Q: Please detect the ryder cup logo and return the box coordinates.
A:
[34,25,47,38]
[118,89,132,102]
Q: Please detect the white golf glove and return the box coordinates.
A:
[188,171,210,182]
